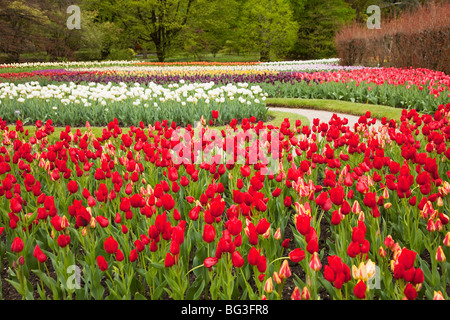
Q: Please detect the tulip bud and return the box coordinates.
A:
[90,217,96,229]
[436,246,446,262]
[274,228,281,240]
[61,216,70,229]
[279,260,292,279]
[273,271,283,285]
[262,227,271,239]
[435,219,443,232]
[379,246,387,258]
[352,200,361,214]
[358,211,365,222]
[309,252,322,271]
[264,277,274,294]
[384,203,392,209]
[427,218,436,232]
[291,287,301,300]
[444,232,450,247]
[384,235,396,251]
[301,287,311,300]
[82,227,87,237]
[433,291,445,300]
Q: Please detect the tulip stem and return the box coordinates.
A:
[239,268,254,299]
[184,263,204,279]
[268,256,289,266]
[442,263,448,300]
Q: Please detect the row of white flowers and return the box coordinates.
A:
[0,81,267,108]
[0,59,346,72]
[72,61,366,73]
[0,60,134,69]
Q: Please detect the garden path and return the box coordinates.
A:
[269,106,381,130]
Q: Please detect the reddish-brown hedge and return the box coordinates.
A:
[335,2,450,74]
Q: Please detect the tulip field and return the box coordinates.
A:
[0,59,449,301]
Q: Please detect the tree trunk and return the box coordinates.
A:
[260,47,270,62]
[156,44,165,62]
[7,51,20,63]
[142,47,148,59]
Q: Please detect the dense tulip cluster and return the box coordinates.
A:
[0,95,449,300]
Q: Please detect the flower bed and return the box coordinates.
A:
[0,101,449,300]
[0,81,268,127]
[2,64,447,113]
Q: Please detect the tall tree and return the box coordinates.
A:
[0,0,49,62]
[288,0,355,60]
[238,0,299,61]
[88,0,195,62]
[177,0,240,58]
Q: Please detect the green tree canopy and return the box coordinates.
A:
[288,0,356,60]
[237,0,299,61]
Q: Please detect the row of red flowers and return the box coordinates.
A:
[0,103,449,300]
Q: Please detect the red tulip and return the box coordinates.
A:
[67,180,78,194]
[272,187,281,197]
[289,248,305,263]
[256,255,267,273]
[164,253,175,268]
[404,283,417,300]
[398,248,417,270]
[104,236,119,254]
[331,210,342,225]
[129,249,138,262]
[247,247,261,266]
[284,196,292,207]
[363,192,377,208]
[255,218,270,235]
[353,280,366,299]
[95,215,109,228]
[9,197,22,214]
[57,234,71,248]
[231,251,244,268]
[119,197,130,212]
[11,237,24,253]
[204,257,218,269]
[33,245,47,263]
[50,215,63,231]
[329,186,345,206]
[324,265,336,283]
[116,249,124,262]
[97,256,108,271]
[296,214,311,236]
[226,217,242,236]
[162,193,175,211]
[202,224,216,243]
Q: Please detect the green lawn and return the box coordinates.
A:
[18,110,310,142]
[14,97,415,141]
[266,98,406,122]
